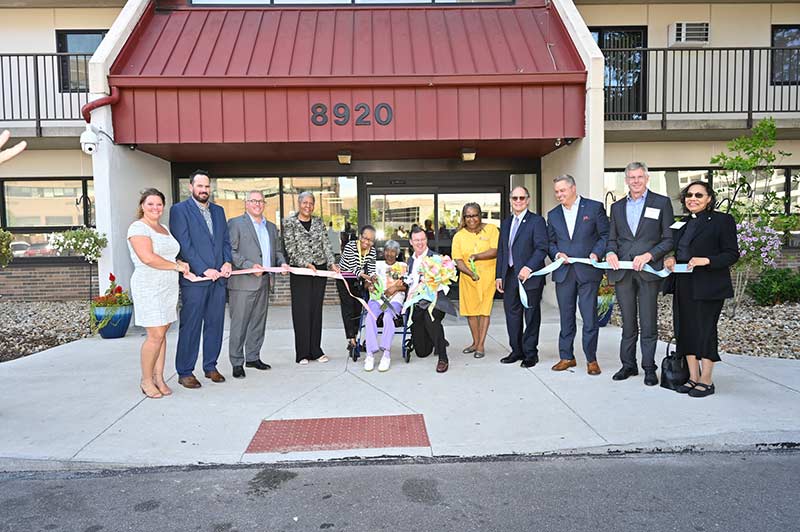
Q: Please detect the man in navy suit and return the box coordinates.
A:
[170,170,233,389]
[495,186,549,368]
[606,162,674,386]
[546,175,609,375]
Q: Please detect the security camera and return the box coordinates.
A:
[80,125,99,155]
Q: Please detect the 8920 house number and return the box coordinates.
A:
[310,103,393,126]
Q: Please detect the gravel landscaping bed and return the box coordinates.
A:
[0,301,92,363]
[609,296,800,359]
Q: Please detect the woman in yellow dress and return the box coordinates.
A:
[451,203,499,358]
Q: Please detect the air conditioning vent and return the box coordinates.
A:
[668,22,710,47]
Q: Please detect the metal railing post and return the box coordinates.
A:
[32,55,42,136]
[746,48,754,128]
[661,49,668,129]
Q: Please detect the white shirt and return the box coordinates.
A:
[561,195,581,239]
[408,249,428,293]
[376,260,407,305]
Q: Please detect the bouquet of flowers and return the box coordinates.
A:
[370,262,408,313]
[403,255,458,315]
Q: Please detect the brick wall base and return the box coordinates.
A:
[0,261,100,302]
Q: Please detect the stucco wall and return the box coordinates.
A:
[0,148,92,177]
[0,8,120,53]
[606,139,800,168]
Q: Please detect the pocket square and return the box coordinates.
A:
[582,215,589,221]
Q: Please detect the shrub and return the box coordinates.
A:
[0,229,12,268]
[746,268,800,306]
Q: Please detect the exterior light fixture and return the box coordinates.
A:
[337,150,352,165]
[554,138,563,147]
[461,148,477,162]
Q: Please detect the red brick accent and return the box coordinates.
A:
[245,414,431,453]
[269,275,340,306]
[0,261,99,302]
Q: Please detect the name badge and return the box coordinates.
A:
[644,207,660,220]
[669,221,686,230]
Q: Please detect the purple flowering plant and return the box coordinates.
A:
[735,219,782,270]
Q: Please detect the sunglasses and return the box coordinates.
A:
[685,192,707,199]
[510,196,528,201]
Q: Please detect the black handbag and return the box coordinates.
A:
[660,336,689,391]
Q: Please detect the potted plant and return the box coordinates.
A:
[91,273,133,338]
[597,274,615,327]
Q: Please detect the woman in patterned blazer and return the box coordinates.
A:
[282,191,340,364]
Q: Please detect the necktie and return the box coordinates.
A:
[508,216,520,267]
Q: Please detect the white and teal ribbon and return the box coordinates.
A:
[524,257,693,280]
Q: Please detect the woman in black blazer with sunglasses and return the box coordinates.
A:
[664,181,739,398]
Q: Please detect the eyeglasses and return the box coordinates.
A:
[464,214,481,219]
[685,192,707,199]
[510,196,528,201]
[247,199,265,204]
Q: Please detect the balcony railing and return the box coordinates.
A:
[602,47,800,127]
[0,53,92,136]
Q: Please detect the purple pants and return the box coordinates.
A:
[365,300,403,355]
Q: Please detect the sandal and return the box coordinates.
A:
[154,381,173,396]
[675,379,697,394]
[140,384,163,399]
[473,351,485,359]
[318,355,330,363]
[462,346,476,354]
[688,382,715,398]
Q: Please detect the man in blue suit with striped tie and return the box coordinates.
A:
[169,170,233,389]
[546,175,609,375]
[495,186,549,368]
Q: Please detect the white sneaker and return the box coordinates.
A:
[378,353,391,372]
[364,354,375,372]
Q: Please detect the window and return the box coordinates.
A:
[591,27,648,120]
[56,30,107,92]
[771,25,800,85]
[0,177,95,259]
[603,169,710,214]
[177,177,282,225]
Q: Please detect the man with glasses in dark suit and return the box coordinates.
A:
[495,186,549,368]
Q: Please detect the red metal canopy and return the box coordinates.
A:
[109,0,586,161]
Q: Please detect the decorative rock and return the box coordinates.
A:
[610,296,800,359]
[0,301,92,362]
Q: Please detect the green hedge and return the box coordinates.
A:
[747,268,800,306]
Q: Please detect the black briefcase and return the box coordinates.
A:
[660,336,689,391]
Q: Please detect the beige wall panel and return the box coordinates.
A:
[605,140,800,168]
[54,8,119,29]
[710,4,771,47]
[576,5,648,27]
[771,4,800,24]
[647,5,712,47]
[0,149,93,177]
[0,9,56,53]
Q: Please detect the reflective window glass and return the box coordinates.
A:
[4,180,85,228]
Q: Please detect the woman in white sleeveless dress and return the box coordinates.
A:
[127,188,190,399]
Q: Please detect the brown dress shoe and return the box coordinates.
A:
[587,361,602,375]
[178,375,201,389]
[551,359,577,371]
[436,359,449,373]
[204,370,226,383]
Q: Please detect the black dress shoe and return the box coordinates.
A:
[500,354,523,364]
[245,360,271,370]
[232,366,245,379]
[612,366,639,381]
[644,371,658,386]
[520,358,538,368]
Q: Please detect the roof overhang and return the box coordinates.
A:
[108,0,587,162]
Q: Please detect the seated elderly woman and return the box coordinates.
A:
[363,240,407,372]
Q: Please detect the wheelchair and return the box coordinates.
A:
[351,305,413,363]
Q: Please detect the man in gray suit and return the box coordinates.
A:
[228,191,288,379]
[606,162,674,386]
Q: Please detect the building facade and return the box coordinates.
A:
[0,0,798,303]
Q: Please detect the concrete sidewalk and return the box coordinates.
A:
[1,304,799,469]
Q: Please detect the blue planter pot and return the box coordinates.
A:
[597,296,615,328]
[94,305,133,339]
